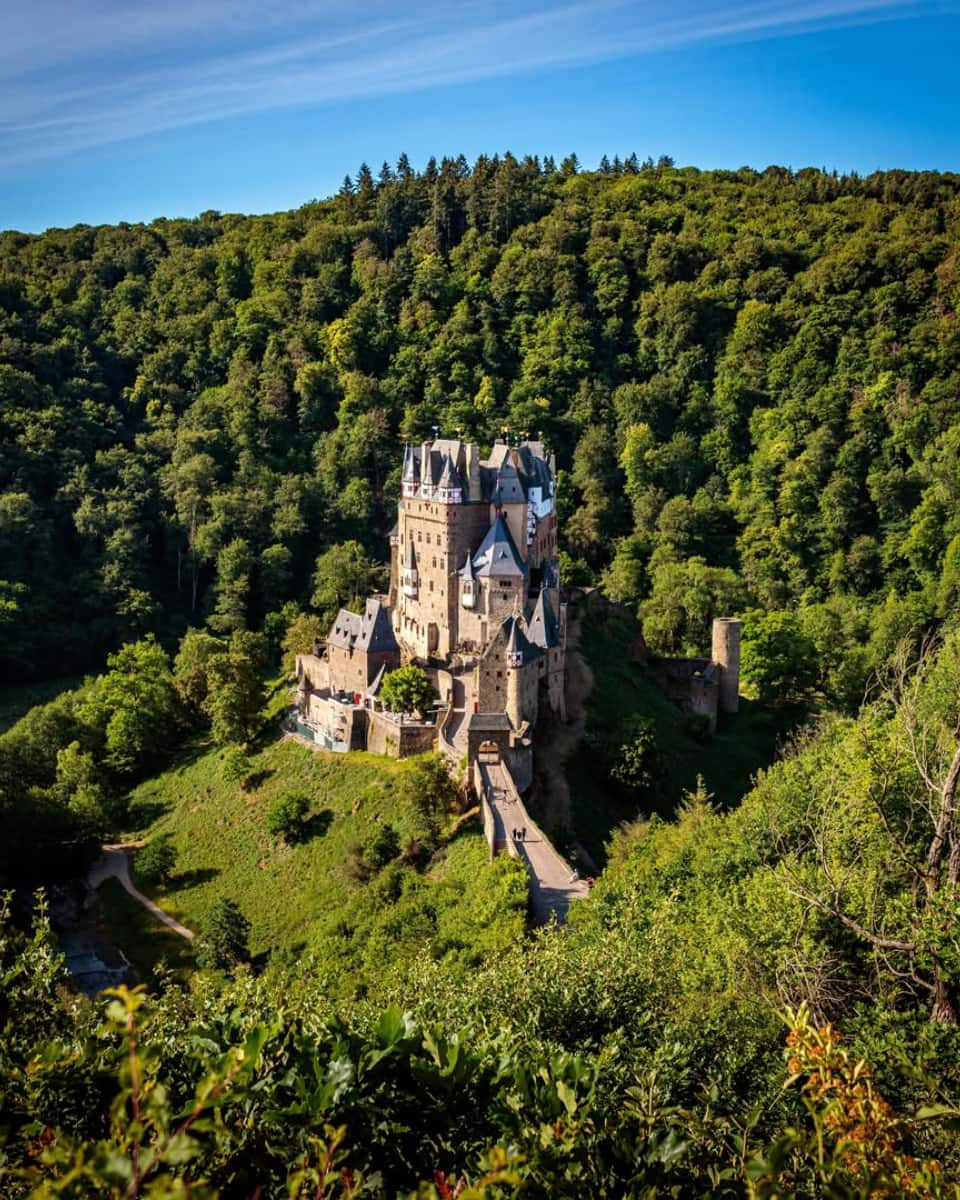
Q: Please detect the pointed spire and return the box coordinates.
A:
[528,588,560,649]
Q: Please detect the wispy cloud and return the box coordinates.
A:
[0,0,946,168]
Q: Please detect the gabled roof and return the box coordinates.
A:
[527,589,560,649]
[484,441,512,470]
[356,598,399,654]
[437,452,463,491]
[504,614,543,666]
[472,515,527,578]
[327,607,362,651]
[490,461,526,506]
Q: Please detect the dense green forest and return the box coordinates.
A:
[4,156,960,1195]
[2,155,959,690]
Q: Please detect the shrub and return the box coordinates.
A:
[365,823,401,869]
[267,791,310,842]
[135,834,177,886]
[197,897,251,970]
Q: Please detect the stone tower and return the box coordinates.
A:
[711,617,742,715]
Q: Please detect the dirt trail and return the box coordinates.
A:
[87,844,195,941]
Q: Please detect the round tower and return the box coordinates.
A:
[711,618,742,715]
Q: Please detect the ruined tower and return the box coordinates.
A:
[711,617,742,715]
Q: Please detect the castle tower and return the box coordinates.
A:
[712,617,742,715]
[505,618,525,730]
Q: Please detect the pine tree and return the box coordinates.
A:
[198,897,250,970]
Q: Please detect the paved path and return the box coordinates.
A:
[87,845,195,941]
[478,760,589,924]
[442,670,474,759]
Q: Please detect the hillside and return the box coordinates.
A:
[2,160,959,706]
[106,735,527,994]
[543,595,795,865]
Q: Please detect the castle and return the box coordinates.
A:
[294,437,566,775]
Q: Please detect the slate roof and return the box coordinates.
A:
[356,598,399,654]
[437,452,463,491]
[402,445,419,482]
[401,437,554,505]
[490,461,526,506]
[467,711,512,731]
[327,607,363,651]
[504,614,543,666]
[472,515,527,578]
[326,598,398,655]
[403,539,417,570]
[527,589,561,649]
[459,551,475,579]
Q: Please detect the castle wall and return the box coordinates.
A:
[296,653,329,692]
[366,710,436,758]
[527,509,558,568]
[303,693,365,749]
[393,496,491,660]
[476,653,509,713]
[541,644,566,718]
[687,674,719,733]
[493,501,529,565]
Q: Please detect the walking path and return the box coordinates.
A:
[87,845,195,941]
[478,760,589,924]
[441,669,473,758]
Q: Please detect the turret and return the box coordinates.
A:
[401,541,418,598]
[436,453,463,504]
[460,552,477,609]
[712,617,742,714]
[401,446,419,498]
[505,618,524,669]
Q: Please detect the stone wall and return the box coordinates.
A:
[393,494,490,660]
[326,642,368,697]
[296,653,329,692]
[366,709,437,758]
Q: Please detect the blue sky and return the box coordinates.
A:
[1,0,958,233]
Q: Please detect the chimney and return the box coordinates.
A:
[466,443,481,499]
[711,618,742,715]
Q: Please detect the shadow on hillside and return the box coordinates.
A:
[301,808,334,841]
[171,867,220,890]
[125,799,172,830]
[561,598,807,867]
[243,768,275,791]
[170,742,211,774]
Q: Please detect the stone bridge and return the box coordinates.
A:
[474,756,588,924]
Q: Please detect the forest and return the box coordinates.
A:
[2,154,960,1195]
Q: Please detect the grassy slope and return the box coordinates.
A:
[567,601,797,865]
[118,731,526,986]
